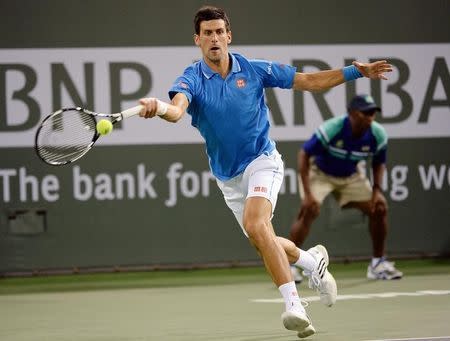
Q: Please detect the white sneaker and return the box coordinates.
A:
[291,265,304,284]
[281,308,315,338]
[303,244,337,307]
[297,325,316,338]
[367,259,403,280]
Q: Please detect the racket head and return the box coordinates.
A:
[35,107,100,166]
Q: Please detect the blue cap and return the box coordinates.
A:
[348,95,381,112]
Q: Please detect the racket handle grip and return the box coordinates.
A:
[121,105,143,119]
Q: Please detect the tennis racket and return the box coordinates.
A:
[35,105,143,166]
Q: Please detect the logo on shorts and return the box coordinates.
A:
[335,140,344,148]
[362,145,370,151]
[253,186,268,193]
[236,79,246,88]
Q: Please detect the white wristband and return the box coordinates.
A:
[156,100,168,116]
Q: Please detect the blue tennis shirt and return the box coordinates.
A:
[303,115,388,177]
[169,53,296,181]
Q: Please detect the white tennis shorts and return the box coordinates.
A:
[216,149,284,237]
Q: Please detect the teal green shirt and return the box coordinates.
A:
[303,115,387,177]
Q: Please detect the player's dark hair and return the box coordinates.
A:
[194,6,231,34]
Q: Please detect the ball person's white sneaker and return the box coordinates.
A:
[281,308,315,338]
[367,258,403,280]
[303,244,337,307]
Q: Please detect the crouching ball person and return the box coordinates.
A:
[290,95,403,284]
[138,6,393,338]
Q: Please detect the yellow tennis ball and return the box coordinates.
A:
[96,119,113,135]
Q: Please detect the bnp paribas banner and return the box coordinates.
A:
[0,44,449,269]
[1,44,449,146]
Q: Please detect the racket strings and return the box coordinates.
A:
[36,109,97,164]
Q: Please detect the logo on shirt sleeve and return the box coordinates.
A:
[266,61,273,75]
[179,81,188,89]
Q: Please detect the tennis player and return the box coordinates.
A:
[138,6,392,339]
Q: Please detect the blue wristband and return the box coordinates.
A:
[342,65,363,81]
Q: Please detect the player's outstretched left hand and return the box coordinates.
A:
[353,60,393,80]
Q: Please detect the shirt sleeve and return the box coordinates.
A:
[250,59,297,89]
[371,121,388,165]
[168,66,196,103]
[303,134,327,156]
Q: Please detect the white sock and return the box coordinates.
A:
[293,248,317,272]
[279,281,303,312]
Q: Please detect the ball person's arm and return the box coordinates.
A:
[298,149,320,214]
[139,93,189,123]
[298,149,313,197]
[371,162,388,214]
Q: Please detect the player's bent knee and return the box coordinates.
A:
[244,221,271,246]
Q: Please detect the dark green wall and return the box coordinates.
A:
[1,0,449,274]
[1,0,449,48]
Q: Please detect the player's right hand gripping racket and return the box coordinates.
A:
[35,106,143,166]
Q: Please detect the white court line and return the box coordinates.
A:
[251,290,450,303]
[364,336,450,341]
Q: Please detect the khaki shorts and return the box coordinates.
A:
[216,149,284,236]
[298,161,372,207]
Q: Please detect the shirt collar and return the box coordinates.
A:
[200,53,241,79]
